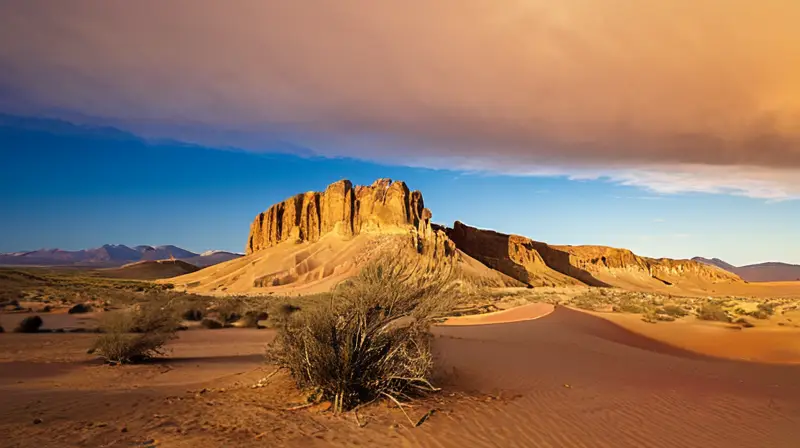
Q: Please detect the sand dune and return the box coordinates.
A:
[425,307,800,447]
[3,307,800,447]
[589,309,800,364]
[441,302,554,326]
[96,259,199,280]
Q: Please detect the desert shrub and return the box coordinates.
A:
[268,254,458,413]
[263,303,303,327]
[278,303,301,315]
[659,304,689,318]
[756,303,776,317]
[232,310,268,328]
[68,303,92,314]
[15,315,43,333]
[572,293,603,311]
[1,299,20,308]
[697,304,731,322]
[182,308,204,321]
[91,304,180,364]
[613,302,646,314]
[734,318,755,328]
[201,318,224,329]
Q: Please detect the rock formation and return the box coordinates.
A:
[448,221,742,287]
[447,221,580,287]
[247,178,449,256]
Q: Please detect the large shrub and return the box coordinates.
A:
[91,302,180,364]
[268,255,458,413]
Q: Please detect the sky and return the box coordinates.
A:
[0,1,799,265]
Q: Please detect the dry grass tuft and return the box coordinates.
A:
[201,318,224,329]
[267,253,459,413]
[697,304,731,322]
[91,302,181,364]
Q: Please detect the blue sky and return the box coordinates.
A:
[2,3,799,266]
[2,114,797,266]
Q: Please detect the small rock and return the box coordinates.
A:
[33,418,43,424]
[121,426,128,433]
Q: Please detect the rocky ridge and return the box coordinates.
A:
[243,180,743,291]
[448,221,742,287]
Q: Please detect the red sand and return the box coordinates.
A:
[2,308,800,447]
[441,302,554,326]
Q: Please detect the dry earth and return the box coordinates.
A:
[3,305,800,448]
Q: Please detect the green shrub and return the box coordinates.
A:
[268,255,458,413]
[15,316,43,333]
[91,304,180,364]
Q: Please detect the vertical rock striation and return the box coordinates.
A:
[247,179,430,254]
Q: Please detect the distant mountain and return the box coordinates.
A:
[0,244,241,268]
[182,251,243,267]
[135,245,199,260]
[692,257,800,282]
[691,257,738,272]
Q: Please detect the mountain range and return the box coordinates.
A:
[692,257,800,282]
[0,244,242,268]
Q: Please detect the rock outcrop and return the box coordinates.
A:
[247,178,444,255]
[448,221,742,287]
[447,222,580,287]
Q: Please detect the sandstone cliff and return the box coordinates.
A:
[447,221,581,287]
[247,179,430,254]
[448,221,742,288]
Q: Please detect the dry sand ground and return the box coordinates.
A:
[2,306,800,447]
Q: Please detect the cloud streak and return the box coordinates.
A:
[1,0,799,198]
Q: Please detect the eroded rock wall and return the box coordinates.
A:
[448,221,742,286]
[247,179,427,254]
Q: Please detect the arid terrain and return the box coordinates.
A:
[3,178,800,447]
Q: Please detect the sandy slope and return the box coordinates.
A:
[589,310,800,364]
[166,232,516,295]
[440,302,554,326]
[592,270,800,297]
[96,260,200,280]
[166,232,389,295]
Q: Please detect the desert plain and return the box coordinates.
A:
[2,178,800,448]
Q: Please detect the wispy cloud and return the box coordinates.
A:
[1,0,799,199]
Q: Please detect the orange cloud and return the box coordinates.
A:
[1,0,799,197]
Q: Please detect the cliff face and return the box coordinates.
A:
[247,178,437,255]
[447,221,580,286]
[448,221,742,287]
